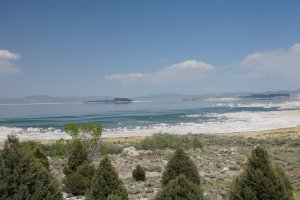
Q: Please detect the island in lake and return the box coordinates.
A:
[83,98,133,104]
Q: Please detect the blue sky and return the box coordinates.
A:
[0,0,300,97]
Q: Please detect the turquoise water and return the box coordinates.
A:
[0,98,300,139]
[0,100,277,129]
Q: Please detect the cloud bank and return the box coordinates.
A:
[241,44,300,78]
[106,60,214,84]
[0,49,21,76]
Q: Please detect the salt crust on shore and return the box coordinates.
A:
[1,110,300,142]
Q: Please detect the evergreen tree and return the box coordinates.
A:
[63,139,88,176]
[86,156,128,200]
[63,161,95,196]
[155,174,204,200]
[0,135,62,200]
[275,164,294,199]
[33,146,50,170]
[132,164,146,181]
[229,145,294,200]
[161,148,200,186]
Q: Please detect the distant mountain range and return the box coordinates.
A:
[0,90,299,104]
[0,95,114,104]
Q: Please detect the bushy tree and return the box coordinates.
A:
[51,138,69,157]
[63,139,88,176]
[155,174,204,200]
[229,145,294,200]
[161,148,200,186]
[65,122,103,159]
[86,156,128,200]
[0,135,62,200]
[132,164,146,181]
[33,146,50,170]
[63,162,95,196]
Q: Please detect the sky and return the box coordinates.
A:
[0,0,300,97]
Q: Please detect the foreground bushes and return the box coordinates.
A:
[155,148,204,199]
[155,175,204,200]
[0,135,62,199]
[229,145,294,200]
[134,133,203,150]
[161,148,201,186]
[63,139,89,176]
[1,131,295,200]
[63,162,95,196]
[86,156,128,200]
[132,165,146,181]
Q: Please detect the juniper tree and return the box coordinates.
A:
[86,156,128,200]
[155,174,204,200]
[0,135,62,200]
[63,139,88,176]
[161,148,201,186]
[229,145,294,200]
[63,161,95,196]
[132,164,146,181]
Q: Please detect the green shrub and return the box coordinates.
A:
[63,162,95,196]
[0,135,62,199]
[21,140,51,155]
[100,143,122,155]
[63,139,88,176]
[76,161,95,178]
[20,140,40,152]
[20,141,50,170]
[161,148,201,186]
[155,174,204,200]
[229,145,294,200]
[33,146,49,170]
[86,156,128,200]
[50,138,69,157]
[63,173,91,196]
[132,165,146,181]
[134,133,203,150]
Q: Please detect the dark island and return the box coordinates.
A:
[83,98,133,104]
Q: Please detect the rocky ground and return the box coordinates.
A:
[50,126,300,200]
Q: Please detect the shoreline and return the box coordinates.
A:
[1,125,299,147]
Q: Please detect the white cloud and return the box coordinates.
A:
[241,44,300,78]
[106,60,214,84]
[0,49,21,76]
[0,50,20,60]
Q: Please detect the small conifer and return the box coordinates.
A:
[132,164,146,181]
[63,162,95,196]
[0,135,62,200]
[155,174,204,200]
[229,145,294,200]
[86,156,128,200]
[161,148,201,186]
[63,139,88,176]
